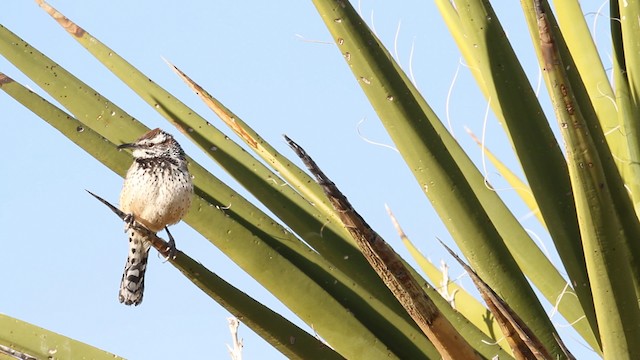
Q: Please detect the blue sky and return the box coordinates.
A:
[1,1,607,359]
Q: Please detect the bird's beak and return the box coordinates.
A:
[117,142,137,150]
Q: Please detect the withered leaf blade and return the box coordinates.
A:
[439,240,574,360]
[285,135,481,360]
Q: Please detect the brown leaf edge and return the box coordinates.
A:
[285,135,481,360]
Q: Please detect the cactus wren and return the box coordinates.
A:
[117,128,193,306]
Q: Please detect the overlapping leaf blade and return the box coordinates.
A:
[311,0,575,356]
[525,1,640,357]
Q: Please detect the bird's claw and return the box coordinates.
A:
[164,226,178,261]
[123,213,135,229]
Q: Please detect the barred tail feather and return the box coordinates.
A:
[119,227,151,306]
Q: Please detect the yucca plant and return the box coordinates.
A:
[1,0,634,359]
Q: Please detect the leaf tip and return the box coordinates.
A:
[0,73,14,86]
[37,0,86,37]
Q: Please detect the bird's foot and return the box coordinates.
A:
[123,213,135,229]
[163,226,178,261]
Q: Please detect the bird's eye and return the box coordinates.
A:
[148,143,155,148]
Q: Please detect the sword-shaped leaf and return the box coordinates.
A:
[0,314,125,360]
[528,1,640,357]
[311,0,569,355]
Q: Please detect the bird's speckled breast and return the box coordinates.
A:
[119,160,193,232]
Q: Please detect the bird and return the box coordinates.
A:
[117,128,193,306]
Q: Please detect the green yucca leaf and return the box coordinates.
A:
[553,1,621,159]
[312,0,571,356]
[530,2,640,357]
[0,314,125,360]
[610,0,640,216]
[444,0,599,351]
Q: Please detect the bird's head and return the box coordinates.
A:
[118,128,184,160]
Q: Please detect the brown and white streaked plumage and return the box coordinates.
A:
[118,128,193,306]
